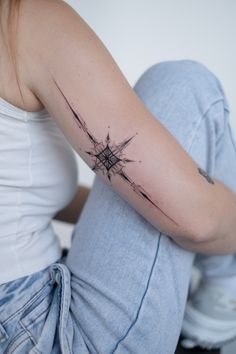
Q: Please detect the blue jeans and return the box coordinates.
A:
[1,60,236,354]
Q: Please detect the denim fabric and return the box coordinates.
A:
[1,60,236,354]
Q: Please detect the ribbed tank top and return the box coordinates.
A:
[0,96,78,285]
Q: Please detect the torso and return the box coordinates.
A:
[0,71,43,113]
[0,4,44,113]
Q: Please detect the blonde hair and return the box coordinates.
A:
[0,0,25,106]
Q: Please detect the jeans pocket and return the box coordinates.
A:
[4,280,55,354]
[3,330,35,354]
[20,282,55,342]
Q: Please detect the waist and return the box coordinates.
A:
[0,223,62,285]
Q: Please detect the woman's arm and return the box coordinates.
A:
[18,0,236,254]
[54,185,91,224]
[171,181,236,255]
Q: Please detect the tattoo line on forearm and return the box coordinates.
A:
[198,167,215,184]
[53,79,179,226]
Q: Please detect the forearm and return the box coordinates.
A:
[171,179,236,255]
[53,177,236,255]
[54,185,91,224]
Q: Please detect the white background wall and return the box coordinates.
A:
[54,3,236,352]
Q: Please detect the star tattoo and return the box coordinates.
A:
[53,79,179,226]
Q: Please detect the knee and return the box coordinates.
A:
[146,59,214,78]
[134,59,226,105]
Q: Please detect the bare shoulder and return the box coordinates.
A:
[19,0,125,112]
[19,0,82,95]
[20,0,78,33]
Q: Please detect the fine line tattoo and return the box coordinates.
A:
[53,78,179,226]
[198,167,215,184]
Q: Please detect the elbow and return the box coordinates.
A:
[170,217,218,254]
[186,216,217,244]
[174,206,217,244]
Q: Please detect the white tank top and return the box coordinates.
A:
[0,96,78,285]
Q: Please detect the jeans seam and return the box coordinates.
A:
[187,97,225,154]
[2,279,52,325]
[4,330,30,354]
[20,320,37,346]
[227,118,236,154]
[111,233,162,353]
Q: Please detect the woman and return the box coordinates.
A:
[0,0,236,353]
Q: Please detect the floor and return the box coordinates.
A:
[174,339,236,354]
[222,341,236,354]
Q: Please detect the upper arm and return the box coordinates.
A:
[18,0,216,241]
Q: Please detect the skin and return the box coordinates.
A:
[54,185,91,224]
[2,0,236,255]
[53,77,179,226]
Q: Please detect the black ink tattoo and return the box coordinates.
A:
[53,79,179,226]
[198,167,214,184]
